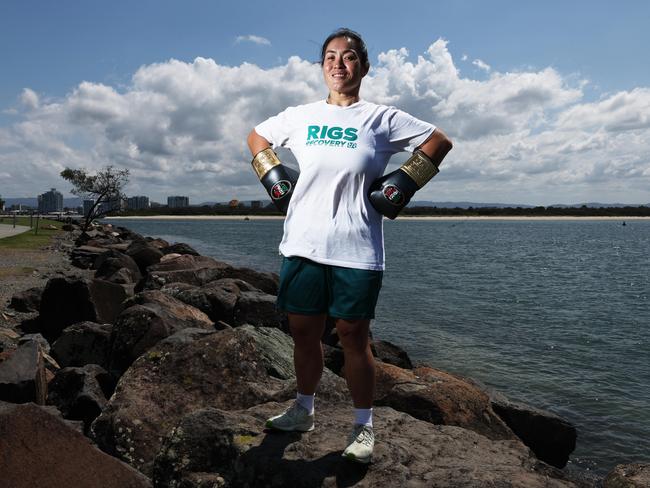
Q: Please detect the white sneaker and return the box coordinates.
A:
[265,402,314,432]
[342,424,374,463]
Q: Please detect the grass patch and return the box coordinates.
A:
[0,216,65,250]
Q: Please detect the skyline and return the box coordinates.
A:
[2,0,650,205]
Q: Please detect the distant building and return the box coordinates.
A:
[0,194,4,212]
[98,195,124,215]
[229,199,240,209]
[83,199,95,217]
[127,195,150,210]
[250,200,261,209]
[38,188,63,213]
[150,201,163,208]
[168,196,189,208]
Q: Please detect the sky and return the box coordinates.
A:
[1,0,649,206]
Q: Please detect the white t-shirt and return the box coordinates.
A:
[255,99,436,271]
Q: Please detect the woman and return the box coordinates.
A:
[247,28,452,464]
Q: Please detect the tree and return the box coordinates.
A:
[60,165,130,231]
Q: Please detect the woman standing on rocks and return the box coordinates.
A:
[247,28,452,463]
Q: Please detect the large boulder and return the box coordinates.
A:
[374,362,514,442]
[142,254,231,289]
[125,240,164,273]
[604,463,650,488]
[71,245,109,269]
[491,392,577,469]
[226,266,279,295]
[51,321,113,369]
[47,364,115,433]
[0,340,47,404]
[38,277,132,342]
[371,339,414,369]
[94,249,142,284]
[0,401,152,488]
[152,402,580,488]
[233,289,284,327]
[107,290,214,377]
[91,326,347,477]
[161,242,200,256]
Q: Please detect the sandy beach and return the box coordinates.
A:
[105,215,649,221]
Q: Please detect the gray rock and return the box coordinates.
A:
[143,255,231,290]
[491,391,577,468]
[91,326,347,477]
[47,364,115,433]
[153,402,579,488]
[107,290,214,376]
[51,321,113,369]
[0,340,47,404]
[18,333,51,354]
[233,290,284,328]
[604,463,650,488]
[126,240,164,273]
[0,401,152,488]
[95,249,142,284]
[9,286,43,313]
[161,242,200,256]
[71,245,108,269]
[371,339,414,369]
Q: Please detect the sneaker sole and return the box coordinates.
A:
[265,419,314,432]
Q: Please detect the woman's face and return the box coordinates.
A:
[322,36,368,96]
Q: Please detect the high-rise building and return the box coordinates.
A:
[98,195,124,215]
[127,195,150,210]
[83,199,95,217]
[167,196,189,208]
[38,188,63,213]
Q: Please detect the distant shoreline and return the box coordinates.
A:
[104,215,650,221]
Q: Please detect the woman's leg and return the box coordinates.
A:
[288,312,327,394]
[335,318,375,408]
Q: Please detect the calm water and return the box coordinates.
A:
[109,218,650,476]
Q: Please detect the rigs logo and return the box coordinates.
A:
[305,125,358,148]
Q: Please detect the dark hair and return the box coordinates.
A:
[320,28,369,68]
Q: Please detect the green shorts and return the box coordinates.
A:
[276,256,383,320]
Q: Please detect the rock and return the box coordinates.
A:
[233,290,284,328]
[0,340,47,404]
[145,237,170,249]
[323,343,345,375]
[18,333,51,353]
[161,242,200,256]
[94,249,142,284]
[0,401,152,488]
[160,279,243,324]
[125,240,164,273]
[374,363,514,442]
[224,266,279,295]
[91,326,347,477]
[604,463,650,488]
[0,327,20,354]
[51,321,113,369]
[47,364,115,432]
[371,339,414,369]
[152,402,579,488]
[491,392,577,469]
[71,245,109,269]
[143,255,231,289]
[9,286,43,313]
[39,277,132,342]
[107,290,214,376]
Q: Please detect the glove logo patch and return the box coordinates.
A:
[271,180,292,200]
[383,185,404,206]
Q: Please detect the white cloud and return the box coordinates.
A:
[1,39,649,205]
[20,88,40,109]
[472,59,491,72]
[235,35,271,46]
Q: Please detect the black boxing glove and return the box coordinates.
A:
[251,148,298,214]
[368,150,440,219]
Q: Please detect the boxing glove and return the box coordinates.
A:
[251,148,298,214]
[368,150,439,219]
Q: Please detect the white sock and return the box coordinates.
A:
[354,408,373,427]
[296,392,315,415]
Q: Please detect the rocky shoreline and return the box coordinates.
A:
[1,222,648,487]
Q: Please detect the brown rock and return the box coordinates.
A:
[9,286,43,313]
[94,249,142,284]
[153,402,579,488]
[143,254,231,289]
[604,463,650,488]
[374,362,514,442]
[0,401,151,488]
[125,240,164,273]
[371,339,414,369]
[91,325,347,477]
[107,290,214,376]
[51,321,113,369]
[233,289,284,327]
[0,340,47,404]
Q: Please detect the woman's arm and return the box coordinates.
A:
[247,129,272,157]
[417,128,453,168]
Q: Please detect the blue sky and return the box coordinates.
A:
[2,0,650,204]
